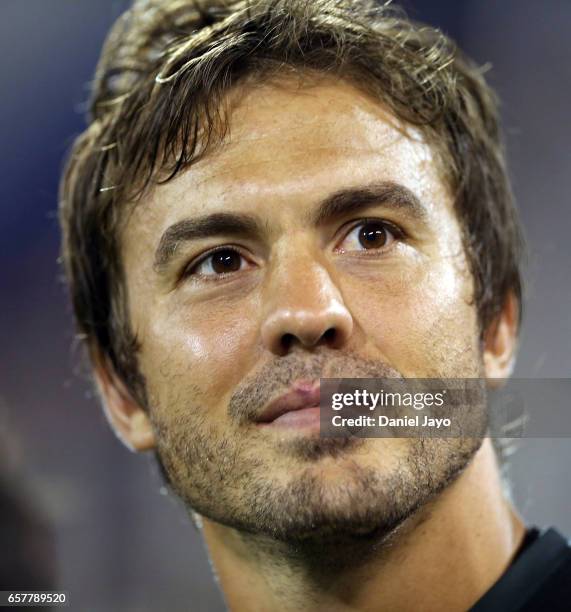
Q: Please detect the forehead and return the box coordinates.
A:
[121,75,449,248]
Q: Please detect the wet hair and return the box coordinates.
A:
[59,0,524,405]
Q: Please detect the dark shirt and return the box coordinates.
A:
[471,526,571,611]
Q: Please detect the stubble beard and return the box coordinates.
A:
[149,350,486,563]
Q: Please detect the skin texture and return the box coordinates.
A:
[95,75,524,611]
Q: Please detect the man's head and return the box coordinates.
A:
[59,0,524,545]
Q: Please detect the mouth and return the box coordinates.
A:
[255,380,321,430]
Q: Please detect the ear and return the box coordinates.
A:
[92,351,156,452]
[483,291,520,383]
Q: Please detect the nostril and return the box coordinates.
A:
[281,333,295,352]
[323,328,336,343]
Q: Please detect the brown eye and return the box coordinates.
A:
[358,222,388,249]
[338,220,398,253]
[190,248,245,277]
[211,249,242,273]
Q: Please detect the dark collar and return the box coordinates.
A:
[470,527,570,612]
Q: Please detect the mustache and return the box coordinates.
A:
[228,351,402,425]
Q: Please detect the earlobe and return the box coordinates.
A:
[92,350,156,452]
[483,291,520,382]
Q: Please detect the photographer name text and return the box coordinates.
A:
[331,414,451,429]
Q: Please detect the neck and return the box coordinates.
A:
[201,439,525,612]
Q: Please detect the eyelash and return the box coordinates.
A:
[181,245,250,281]
[181,219,405,281]
[335,218,404,255]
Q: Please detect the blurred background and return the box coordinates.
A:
[1,1,570,610]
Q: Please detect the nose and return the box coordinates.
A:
[260,259,353,356]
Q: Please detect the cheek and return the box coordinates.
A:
[342,254,479,375]
[137,297,260,410]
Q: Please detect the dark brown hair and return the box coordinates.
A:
[59,0,524,406]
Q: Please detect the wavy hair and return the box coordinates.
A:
[59,0,524,407]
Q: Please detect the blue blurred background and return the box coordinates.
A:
[1,1,570,610]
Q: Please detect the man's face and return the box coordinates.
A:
[120,76,484,542]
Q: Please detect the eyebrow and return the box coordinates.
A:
[306,181,428,226]
[153,180,428,272]
[153,213,262,271]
